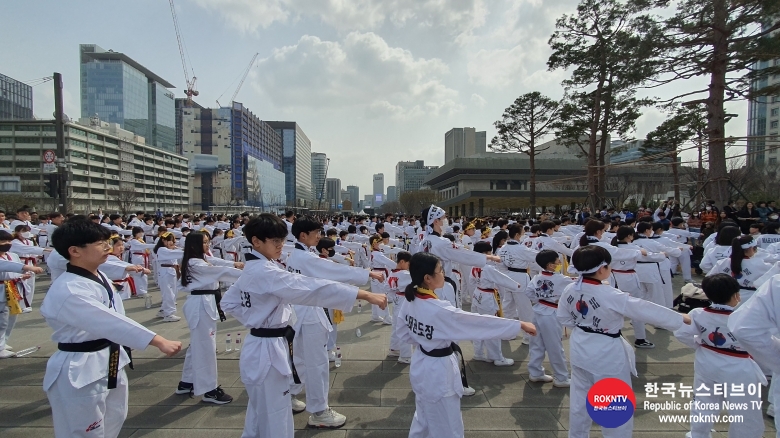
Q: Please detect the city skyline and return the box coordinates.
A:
[2,1,751,197]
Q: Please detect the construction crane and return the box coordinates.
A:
[216,53,258,108]
[169,0,198,105]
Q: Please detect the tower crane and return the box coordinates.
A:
[169,0,198,105]
[216,53,258,108]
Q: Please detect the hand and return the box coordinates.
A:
[23,266,44,275]
[369,271,385,282]
[682,314,692,325]
[143,268,151,275]
[363,291,388,309]
[640,249,648,256]
[520,321,537,336]
[234,262,245,269]
[150,335,182,356]
[20,273,32,280]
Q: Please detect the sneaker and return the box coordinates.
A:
[553,378,571,388]
[768,403,775,418]
[3,345,11,351]
[382,319,393,325]
[0,349,14,359]
[202,386,233,404]
[370,316,385,322]
[307,408,346,428]
[635,339,655,349]
[162,315,181,322]
[493,358,515,367]
[21,307,32,314]
[472,355,492,363]
[387,349,400,357]
[328,350,336,362]
[175,381,194,395]
[462,386,476,397]
[397,357,411,364]
[291,396,306,413]
[529,375,554,383]
[156,309,165,318]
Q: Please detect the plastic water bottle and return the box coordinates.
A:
[225,333,232,352]
[355,328,362,338]
[357,301,362,313]
[235,333,241,351]
[334,347,342,367]
[144,295,152,309]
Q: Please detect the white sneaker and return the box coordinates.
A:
[398,357,411,364]
[382,319,393,325]
[553,378,571,387]
[3,345,11,351]
[493,358,515,367]
[768,403,775,418]
[291,396,306,413]
[307,408,346,428]
[387,349,400,357]
[0,349,15,359]
[370,317,385,322]
[162,315,181,322]
[529,375,554,383]
[462,386,476,397]
[472,355,492,363]
[156,309,165,318]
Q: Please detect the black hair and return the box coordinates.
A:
[180,232,208,287]
[611,225,636,246]
[473,241,492,254]
[580,220,605,247]
[717,220,738,232]
[507,223,523,239]
[396,251,412,263]
[316,237,336,253]
[375,223,385,232]
[536,250,559,271]
[339,230,348,237]
[359,225,367,233]
[51,219,112,260]
[404,252,441,302]
[492,230,508,254]
[730,235,754,277]
[243,214,289,245]
[452,225,460,233]
[671,217,685,227]
[701,273,741,305]
[572,245,612,278]
[381,231,390,239]
[420,206,432,228]
[348,225,356,234]
[291,217,322,241]
[132,226,144,237]
[369,233,383,247]
[539,220,556,234]
[636,222,652,235]
[529,224,541,235]
[0,230,13,242]
[285,210,294,218]
[763,222,780,234]
[652,221,664,231]
[716,226,741,246]
[109,214,121,221]
[326,228,338,237]
[153,231,177,254]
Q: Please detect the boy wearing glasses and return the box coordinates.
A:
[41,219,182,437]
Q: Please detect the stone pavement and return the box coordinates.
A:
[0,274,776,437]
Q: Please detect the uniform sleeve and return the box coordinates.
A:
[375,252,397,270]
[301,255,369,286]
[99,260,131,280]
[524,279,538,303]
[550,239,573,257]
[189,262,242,283]
[728,278,780,373]
[10,241,45,256]
[50,286,156,350]
[705,258,730,277]
[205,255,237,267]
[264,268,358,311]
[427,303,521,341]
[755,262,780,288]
[699,251,718,274]
[439,243,487,268]
[621,295,684,331]
[0,260,24,273]
[673,309,702,349]
[556,289,577,327]
[484,266,520,290]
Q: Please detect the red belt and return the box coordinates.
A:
[478,287,496,293]
[132,252,149,269]
[21,257,36,266]
[700,343,751,359]
[372,268,389,275]
[115,276,137,297]
[538,300,558,308]
[226,251,239,262]
[612,269,636,274]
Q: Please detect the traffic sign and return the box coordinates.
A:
[43,150,56,164]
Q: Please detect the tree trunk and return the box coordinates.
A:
[672,150,680,201]
[529,132,537,217]
[588,88,603,211]
[706,0,730,208]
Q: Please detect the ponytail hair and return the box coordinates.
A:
[611,225,636,246]
[404,252,441,302]
[580,220,604,247]
[730,235,753,277]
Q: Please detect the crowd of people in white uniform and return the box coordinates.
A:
[3,202,780,437]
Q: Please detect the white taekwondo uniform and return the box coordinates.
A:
[179,257,242,396]
[101,254,138,301]
[0,252,26,350]
[496,239,538,327]
[611,242,667,340]
[632,236,678,307]
[41,264,156,438]
[470,262,520,362]
[388,268,413,359]
[675,304,767,438]
[700,244,732,274]
[126,238,156,296]
[707,256,773,304]
[222,250,359,438]
[286,242,369,414]
[525,270,573,382]
[396,288,522,438]
[556,277,684,438]
[155,247,183,317]
[10,236,45,306]
[369,248,397,323]
[421,231,489,309]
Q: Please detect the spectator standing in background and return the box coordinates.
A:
[737,202,761,234]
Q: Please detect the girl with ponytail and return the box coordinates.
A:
[707,235,773,303]
[398,252,536,436]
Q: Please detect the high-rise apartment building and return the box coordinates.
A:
[266,121,312,208]
[444,127,486,163]
[80,44,176,153]
[346,185,360,209]
[0,73,33,120]
[373,173,384,207]
[175,98,203,155]
[180,101,284,211]
[311,152,328,207]
[325,178,341,210]
[387,186,397,202]
[395,160,439,195]
[748,53,780,166]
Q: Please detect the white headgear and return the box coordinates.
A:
[425,204,445,234]
[573,262,608,290]
[741,240,758,250]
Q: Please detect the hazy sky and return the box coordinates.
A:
[3,0,748,197]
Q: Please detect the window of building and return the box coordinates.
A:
[89,155,103,163]
[70,151,87,159]
[772,108,780,117]
[14,125,39,131]
[0,125,12,131]
[770,157,777,164]
[91,189,105,195]
[105,158,119,165]
[772,121,779,129]
[0,137,12,143]
[69,139,87,148]
[41,125,55,132]
[68,127,87,137]
[89,144,104,153]
[105,138,118,145]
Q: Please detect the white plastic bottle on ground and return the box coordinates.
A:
[334,347,342,367]
[235,333,241,351]
[225,333,232,352]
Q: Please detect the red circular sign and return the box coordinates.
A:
[43,150,56,163]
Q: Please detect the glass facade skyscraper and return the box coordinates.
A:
[267,121,312,208]
[80,44,176,153]
[0,73,33,120]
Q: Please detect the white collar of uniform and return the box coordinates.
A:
[710,303,735,311]
[249,249,269,261]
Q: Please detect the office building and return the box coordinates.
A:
[444,127,486,163]
[747,53,780,166]
[175,98,203,155]
[373,173,384,207]
[387,186,397,202]
[80,44,176,153]
[395,160,439,195]
[325,178,341,210]
[311,152,328,207]
[180,101,284,211]
[0,117,189,213]
[346,185,360,209]
[0,73,33,120]
[266,121,312,208]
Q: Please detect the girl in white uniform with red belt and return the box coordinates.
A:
[153,232,183,321]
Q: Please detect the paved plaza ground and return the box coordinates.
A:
[0,274,776,437]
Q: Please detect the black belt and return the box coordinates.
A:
[249,326,301,384]
[191,289,226,322]
[507,267,527,273]
[740,286,757,291]
[58,338,133,389]
[420,342,468,388]
[636,261,665,284]
[576,325,621,338]
[159,264,176,268]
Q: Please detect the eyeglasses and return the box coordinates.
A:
[267,238,285,247]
